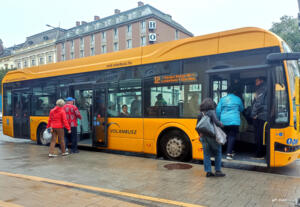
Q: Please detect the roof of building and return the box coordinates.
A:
[22,28,66,48]
[57,4,193,43]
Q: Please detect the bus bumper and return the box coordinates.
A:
[274,150,300,167]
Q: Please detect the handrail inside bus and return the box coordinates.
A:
[267,52,300,63]
[206,64,271,74]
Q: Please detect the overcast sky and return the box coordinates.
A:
[1,0,298,48]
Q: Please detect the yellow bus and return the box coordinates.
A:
[2,27,300,167]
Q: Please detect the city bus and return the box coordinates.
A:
[2,27,300,167]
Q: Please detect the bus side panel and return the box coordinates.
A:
[29,116,49,142]
[143,118,203,159]
[271,127,300,167]
[107,118,144,152]
[2,116,14,137]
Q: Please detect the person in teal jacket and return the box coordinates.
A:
[216,86,244,160]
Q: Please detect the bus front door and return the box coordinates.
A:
[92,87,108,147]
[12,90,31,138]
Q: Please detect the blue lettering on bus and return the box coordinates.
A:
[287,138,292,145]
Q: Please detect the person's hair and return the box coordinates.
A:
[199,98,216,111]
[122,104,127,109]
[228,86,239,96]
[56,99,65,107]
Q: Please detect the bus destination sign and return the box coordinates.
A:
[154,73,197,84]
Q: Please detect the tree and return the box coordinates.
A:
[270,15,300,52]
[0,68,15,95]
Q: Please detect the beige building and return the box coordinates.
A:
[56,1,193,62]
[13,28,65,69]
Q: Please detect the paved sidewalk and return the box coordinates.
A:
[0,139,299,207]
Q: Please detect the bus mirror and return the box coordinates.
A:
[266,53,300,64]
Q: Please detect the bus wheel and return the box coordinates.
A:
[37,124,48,145]
[161,130,190,161]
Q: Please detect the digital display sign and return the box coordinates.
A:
[154,73,197,84]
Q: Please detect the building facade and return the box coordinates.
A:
[1,2,193,69]
[56,2,193,62]
[13,28,65,69]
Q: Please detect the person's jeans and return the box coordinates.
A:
[65,127,78,152]
[224,125,239,155]
[200,136,222,172]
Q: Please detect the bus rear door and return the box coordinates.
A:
[92,86,108,147]
[12,89,31,138]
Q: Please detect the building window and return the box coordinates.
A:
[91,47,95,56]
[175,30,179,40]
[140,21,146,31]
[114,42,118,51]
[10,65,14,69]
[48,55,52,63]
[101,45,107,53]
[39,57,44,64]
[102,31,106,41]
[31,59,35,66]
[62,43,65,50]
[127,24,132,33]
[4,64,8,69]
[114,28,118,38]
[17,62,21,69]
[141,36,146,46]
[61,54,65,61]
[91,34,95,45]
[71,40,74,50]
[80,37,84,48]
[127,39,132,49]
[80,50,84,57]
[71,52,74,59]
[24,61,27,67]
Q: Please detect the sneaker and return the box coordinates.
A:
[226,154,233,160]
[49,154,57,157]
[215,171,226,177]
[62,152,69,156]
[206,172,215,177]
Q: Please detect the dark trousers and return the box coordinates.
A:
[224,125,239,155]
[253,119,265,157]
[65,127,78,153]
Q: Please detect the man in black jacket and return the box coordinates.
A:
[251,77,267,158]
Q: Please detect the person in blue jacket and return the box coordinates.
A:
[216,86,244,160]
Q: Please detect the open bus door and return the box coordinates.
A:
[207,66,272,167]
[12,89,31,138]
[92,86,108,147]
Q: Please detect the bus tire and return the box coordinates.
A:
[160,130,191,161]
[37,123,48,146]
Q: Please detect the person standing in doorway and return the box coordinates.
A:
[251,77,267,158]
[63,97,82,153]
[47,99,71,157]
[216,86,244,160]
[198,98,225,177]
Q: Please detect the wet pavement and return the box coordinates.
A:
[0,132,300,207]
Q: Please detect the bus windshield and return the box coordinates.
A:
[282,41,300,125]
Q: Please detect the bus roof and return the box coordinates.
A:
[3,27,281,83]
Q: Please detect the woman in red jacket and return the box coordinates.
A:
[47,99,71,157]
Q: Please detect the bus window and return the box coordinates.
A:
[108,80,142,117]
[31,86,56,116]
[3,88,12,116]
[213,80,227,103]
[273,66,289,124]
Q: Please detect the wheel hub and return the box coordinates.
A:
[166,137,183,158]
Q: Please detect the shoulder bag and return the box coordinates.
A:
[196,112,215,137]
